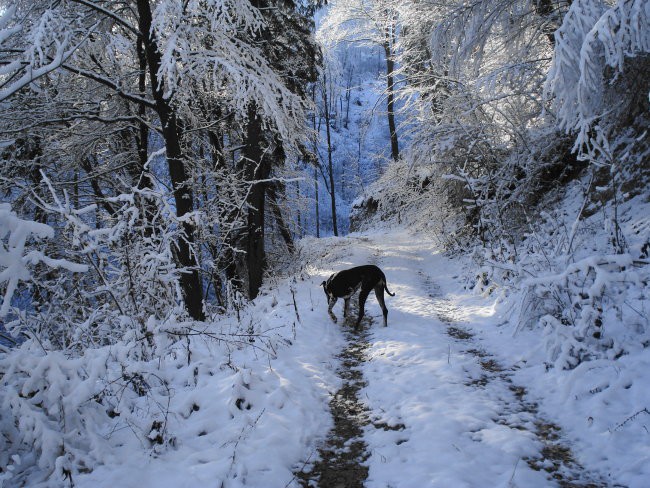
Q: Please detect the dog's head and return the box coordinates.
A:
[321,278,333,301]
[321,280,329,297]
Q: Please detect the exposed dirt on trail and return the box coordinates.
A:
[452,324,610,487]
[296,250,618,488]
[296,320,372,488]
[419,269,616,488]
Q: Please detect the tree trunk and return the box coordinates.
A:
[136,37,150,182]
[81,157,117,217]
[131,36,157,238]
[533,0,566,47]
[344,65,353,129]
[311,85,321,238]
[242,105,272,299]
[268,183,295,254]
[314,165,320,238]
[136,0,204,320]
[322,74,338,236]
[383,23,399,162]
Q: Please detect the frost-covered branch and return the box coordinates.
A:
[0,203,87,319]
[545,0,650,160]
[0,6,97,102]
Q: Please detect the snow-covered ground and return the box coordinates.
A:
[344,230,646,488]
[65,253,347,488]
[4,224,648,487]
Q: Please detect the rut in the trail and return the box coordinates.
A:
[297,320,371,488]
[419,271,616,488]
[296,242,395,488]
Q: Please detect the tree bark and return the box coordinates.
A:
[311,85,321,238]
[81,157,117,217]
[322,74,338,236]
[130,36,157,238]
[533,0,566,48]
[315,165,320,238]
[268,182,295,254]
[136,0,204,320]
[242,105,271,299]
[384,31,400,162]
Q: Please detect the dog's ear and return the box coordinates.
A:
[321,280,326,287]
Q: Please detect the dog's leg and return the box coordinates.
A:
[328,296,338,323]
[356,288,370,330]
[374,284,388,327]
[343,297,350,318]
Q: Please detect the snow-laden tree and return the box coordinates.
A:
[545,0,649,173]
[0,1,320,484]
[369,0,647,252]
[0,0,315,318]
[362,0,568,249]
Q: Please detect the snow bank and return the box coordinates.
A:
[0,235,351,487]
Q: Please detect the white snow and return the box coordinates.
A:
[2,0,648,486]
[3,215,649,487]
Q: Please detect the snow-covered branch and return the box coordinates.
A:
[0,6,96,102]
[545,0,650,159]
[0,203,87,319]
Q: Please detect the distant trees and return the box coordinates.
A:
[320,71,340,236]
[347,0,647,254]
[384,0,560,247]
[318,0,401,161]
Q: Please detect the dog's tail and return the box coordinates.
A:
[383,281,396,297]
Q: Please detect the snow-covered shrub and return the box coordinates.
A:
[364,0,568,248]
[534,253,648,369]
[0,336,190,486]
[0,189,192,484]
[505,177,650,369]
[6,177,186,355]
[349,158,460,244]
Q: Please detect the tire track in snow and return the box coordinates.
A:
[296,319,372,488]
[418,270,616,488]
[296,239,382,488]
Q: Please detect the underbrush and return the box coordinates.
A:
[0,307,301,487]
[0,230,341,487]
[469,173,650,371]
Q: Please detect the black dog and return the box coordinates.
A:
[321,265,395,329]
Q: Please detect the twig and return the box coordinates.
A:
[291,287,301,324]
[612,408,650,432]
[283,450,315,488]
[222,408,267,487]
[508,458,520,487]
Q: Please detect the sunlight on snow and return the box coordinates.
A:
[445,294,498,320]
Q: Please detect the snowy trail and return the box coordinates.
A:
[297,320,372,488]
[70,229,624,488]
[302,230,614,488]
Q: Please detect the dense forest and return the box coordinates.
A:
[0,0,648,486]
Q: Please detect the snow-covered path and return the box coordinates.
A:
[69,229,631,488]
[302,230,612,488]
